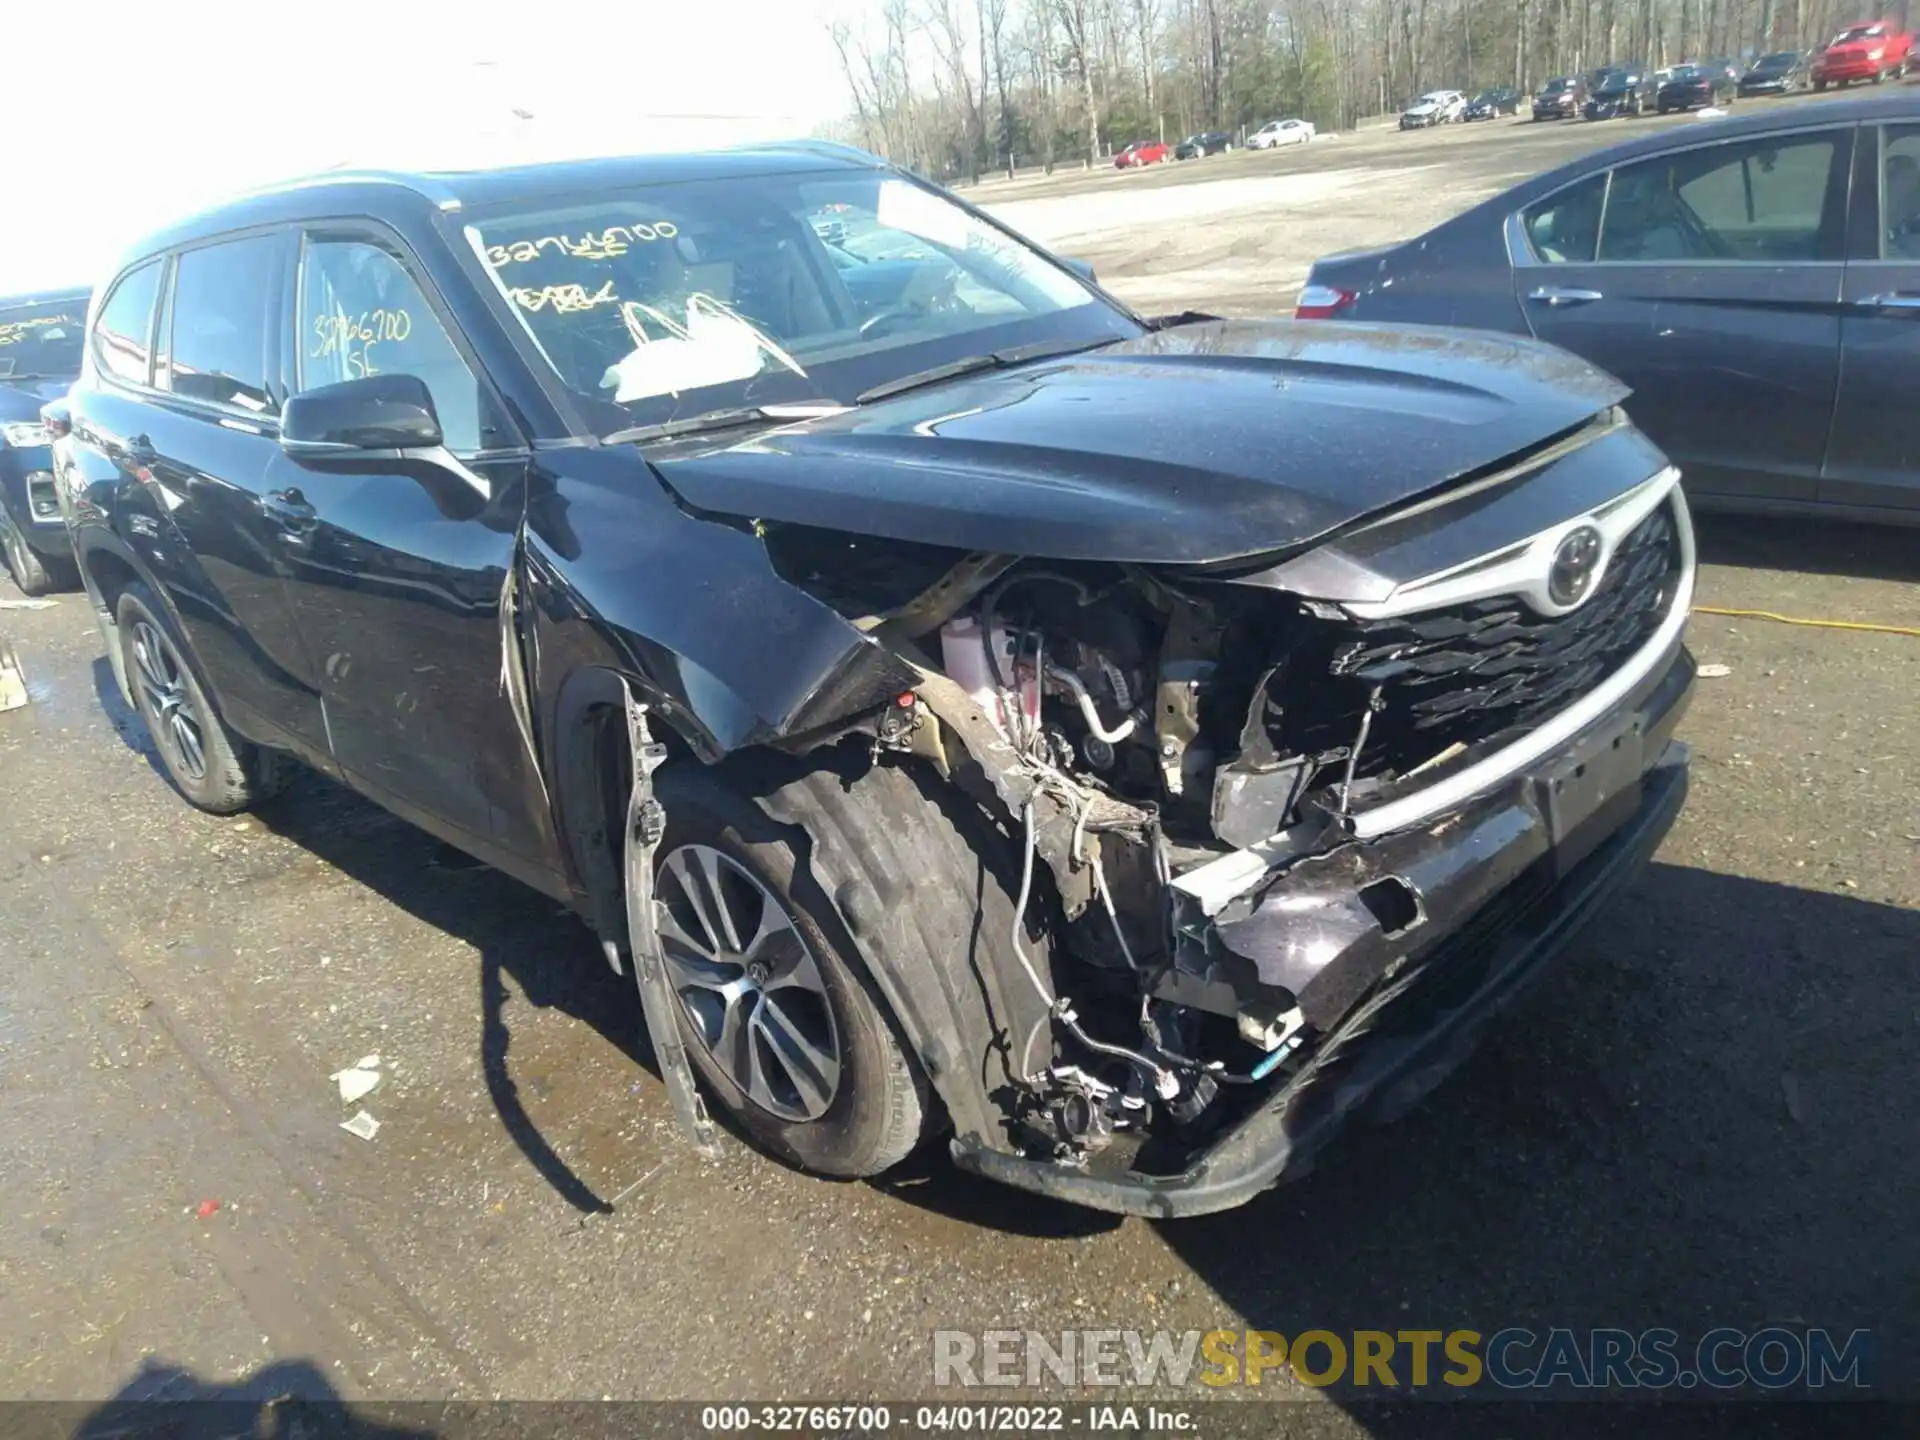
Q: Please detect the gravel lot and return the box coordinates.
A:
[1,102,1914,1427]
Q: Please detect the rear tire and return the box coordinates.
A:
[115,582,293,814]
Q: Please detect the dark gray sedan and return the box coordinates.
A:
[1298,94,1920,525]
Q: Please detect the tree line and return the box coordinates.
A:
[826,0,1911,177]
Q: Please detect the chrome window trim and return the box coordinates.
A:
[1174,485,1697,914]
[1339,464,1680,620]
[1510,120,1858,267]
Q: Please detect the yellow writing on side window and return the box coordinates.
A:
[310,308,413,378]
[485,222,680,267]
[0,315,78,346]
[510,281,620,314]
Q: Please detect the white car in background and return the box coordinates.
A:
[1247,117,1316,149]
[1400,90,1466,128]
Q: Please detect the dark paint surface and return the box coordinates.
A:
[60,158,1644,964]
[1305,94,1920,520]
[652,319,1627,564]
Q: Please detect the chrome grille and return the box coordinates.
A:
[1273,500,1682,784]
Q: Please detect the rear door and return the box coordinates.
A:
[1512,170,1659,398]
[261,226,556,869]
[134,233,329,753]
[1518,124,1852,505]
[1824,121,1920,514]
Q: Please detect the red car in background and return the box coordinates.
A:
[1812,18,1912,88]
[1114,140,1171,168]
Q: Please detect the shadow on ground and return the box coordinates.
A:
[1693,510,1920,584]
[245,768,651,1217]
[70,1359,434,1439]
[1149,861,1916,1410]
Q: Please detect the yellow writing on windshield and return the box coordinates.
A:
[510,281,620,314]
[310,307,413,379]
[0,315,78,346]
[485,222,680,267]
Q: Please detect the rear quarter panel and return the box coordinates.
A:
[1314,204,1533,335]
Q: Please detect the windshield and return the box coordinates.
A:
[1669,65,1705,78]
[1837,24,1885,42]
[0,298,86,380]
[1543,76,1574,92]
[1756,51,1800,68]
[470,169,1133,431]
[1595,69,1631,86]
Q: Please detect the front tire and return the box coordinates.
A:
[115,582,291,814]
[647,761,950,1178]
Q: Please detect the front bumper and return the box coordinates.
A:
[0,448,72,557]
[952,643,1694,1217]
[1584,98,1634,118]
[1739,78,1788,93]
[1399,115,1436,128]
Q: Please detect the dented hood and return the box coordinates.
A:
[649,319,1628,566]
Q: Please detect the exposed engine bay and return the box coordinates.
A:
[755,461,1692,1186]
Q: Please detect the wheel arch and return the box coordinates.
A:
[551,670,1036,1150]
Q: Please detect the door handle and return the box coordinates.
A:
[261,487,318,541]
[1527,286,1605,307]
[1855,292,1920,310]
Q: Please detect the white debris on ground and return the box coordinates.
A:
[339,1109,382,1141]
[330,1054,383,1104]
[0,644,27,713]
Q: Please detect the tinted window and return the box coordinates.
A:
[1884,126,1920,259]
[93,262,161,386]
[168,236,278,412]
[298,239,491,452]
[1599,133,1841,262]
[1523,172,1607,263]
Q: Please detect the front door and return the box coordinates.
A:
[1825,121,1920,514]
[263,229,556,869]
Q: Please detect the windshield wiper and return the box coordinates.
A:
[854,336,1118,406]
[603,402,843,447]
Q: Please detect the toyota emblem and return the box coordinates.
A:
[1547,525,1604,608]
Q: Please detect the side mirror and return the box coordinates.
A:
[1061,257,1099,285]
[281,374,442,457]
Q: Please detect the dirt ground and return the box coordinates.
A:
[1,100,1915,1428]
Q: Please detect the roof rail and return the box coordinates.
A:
[233,168,466,211]
[740,138,885,167]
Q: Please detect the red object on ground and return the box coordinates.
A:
[195,1199,221,1220]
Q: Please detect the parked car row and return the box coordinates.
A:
[1117,118,1316,168]
[0,287,90,595]
[11,134,1702,1220]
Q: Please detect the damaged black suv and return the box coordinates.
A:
[56,143,1694,1216]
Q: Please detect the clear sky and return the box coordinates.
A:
[3,0,852,294]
